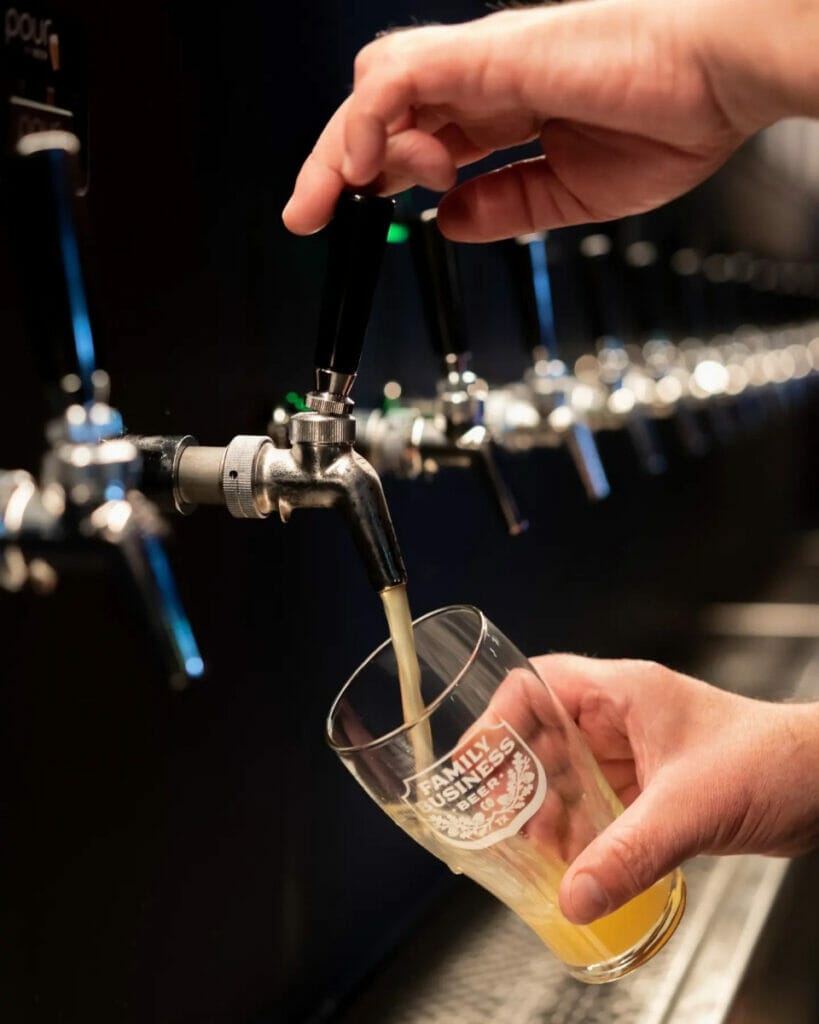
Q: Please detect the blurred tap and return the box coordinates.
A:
[356,208,528,536]
[576,230,668,474]
[0,131,203,688]
[621,235,711,456]
[486,230,609,500]
[138,191,407,593]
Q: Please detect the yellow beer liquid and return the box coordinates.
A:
[376,592,684,972]
[385,802,684,972]
[381,584,434,772]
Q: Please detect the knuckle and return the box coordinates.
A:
[630,658,675,688]
[605,825,655,898]
[354,39,383,79]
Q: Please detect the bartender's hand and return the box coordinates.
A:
[530,654,819,925]
[283,0,819,241]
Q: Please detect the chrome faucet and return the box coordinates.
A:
[355,207,528,536]
[0,131,203,688]
[132,192,407,594]
[489,229,610,500]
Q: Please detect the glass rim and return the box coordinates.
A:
[325,603,487,756]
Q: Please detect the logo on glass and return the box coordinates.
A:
[402,720,547,849]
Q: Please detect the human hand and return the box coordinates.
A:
[530,654,819,925]
[283,0,819,241]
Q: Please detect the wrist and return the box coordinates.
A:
[771,700,819,854]
[690,0,819,131]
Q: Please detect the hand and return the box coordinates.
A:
[283,0,819,241]
[530,654,819,925]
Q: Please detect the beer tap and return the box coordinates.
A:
[357,208,528,536]
[577,230,668,474]
[622,234,710,456]
[0,131,203,688]
[489,230,610,500]
[132,191,407,594]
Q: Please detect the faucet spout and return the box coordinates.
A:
[325,447,407,592]
[258,438,407,592]
[168,430,407,594]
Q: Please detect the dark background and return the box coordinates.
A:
[0,2,817,1022]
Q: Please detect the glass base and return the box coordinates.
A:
[566,868,687,984]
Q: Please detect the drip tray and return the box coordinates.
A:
[338,855,787,1024]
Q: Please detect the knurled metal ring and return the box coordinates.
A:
[289,413,356,445]
[222,436,271,519]
[306,391,354,416]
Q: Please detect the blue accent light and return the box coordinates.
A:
[143,535,204,679]
[527,238,559,357]
[104,483,126,502]
[572,422,611,499]
[185,656,205,677]
[50,150,96,401]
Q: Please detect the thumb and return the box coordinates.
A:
[558,781,694,925]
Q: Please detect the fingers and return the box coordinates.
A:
[283,153,346,235]
[283,108,461,235]
[341,23,495,185]
[529,653,630,720]
[437,121,734,242]
[283,99,351,235]
[284,14,533,232]
[558,776,697,924]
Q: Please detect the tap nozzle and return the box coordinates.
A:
[166,427,407,594]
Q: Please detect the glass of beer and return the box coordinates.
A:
[326,605,686,983]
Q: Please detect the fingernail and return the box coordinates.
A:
[569,873,610,924]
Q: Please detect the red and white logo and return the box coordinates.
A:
[402,720,547,850]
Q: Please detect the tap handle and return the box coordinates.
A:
[314,191,394,391]
[97,494,204,689]
[475,442,528,536]
[623,238,668,339]
[670,247,707,336]
[562,419,611,501]
[578,230,630,342]
[511,232,560,359]
[411,208,469,369]
[625,416,667,475]
[5,131,98,409]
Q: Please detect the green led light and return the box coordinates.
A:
[387,222,410,244]
[285,391,308,412]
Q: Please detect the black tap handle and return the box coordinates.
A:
[411,208,469,367]
[578,230,629,342]
[4,132,98,410]
[314,191,394,381]
[623,238,669,339]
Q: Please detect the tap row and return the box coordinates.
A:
[315,218,819,533]
[3,129,817,685]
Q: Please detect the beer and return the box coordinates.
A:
[385,801,685,972]
[381,584,434,772]
[347,603,686,977]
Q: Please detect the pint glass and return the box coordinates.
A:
[326,606,685,983]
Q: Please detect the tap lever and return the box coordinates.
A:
[554,413,611,501]
[89,493,204,689]
[512,232,559,359]
[313,191,394,397]
[508,233,611,500]
[0,461,204,688]
[473,439,529,536]
[412,208,469,371]
[5,131,98,410]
